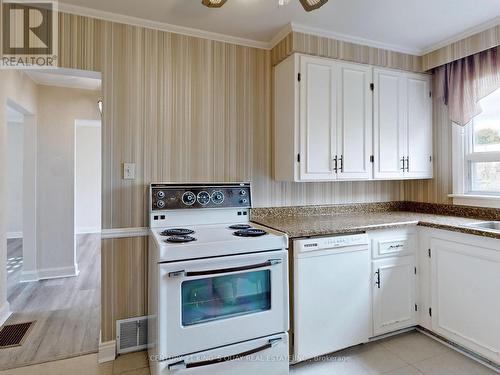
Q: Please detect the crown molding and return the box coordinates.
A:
[58,2,271,50]
[421,16,500,55]
[269,23,294,49]
[57,2,500,57]
[288,22,422,55]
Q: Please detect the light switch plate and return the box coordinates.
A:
[123,163,135,180]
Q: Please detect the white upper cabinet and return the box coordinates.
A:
[373,69,406,179]
[406,74,433,178]
[299,55,337,181]
[337,62,373,180]
[274,54,433,182]
[373,68,433,180]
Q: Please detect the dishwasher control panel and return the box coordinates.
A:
[294,234,368,253]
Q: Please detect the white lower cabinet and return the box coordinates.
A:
[372,256,416,336]
[290,226,500,367]
[426,231,500,364]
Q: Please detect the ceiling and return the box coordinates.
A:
[59,0,500,54]
[24,69,102,91]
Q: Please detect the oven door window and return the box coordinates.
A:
[181,270,271,326]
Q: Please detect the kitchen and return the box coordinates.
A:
[0,0,500,375]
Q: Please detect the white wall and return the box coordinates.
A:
[36,85,100,278]
[0,70,38,325]
[7,121,24,237]
[75,121,101,234]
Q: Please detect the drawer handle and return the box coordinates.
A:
[388,244,404,249]
[167,338,282,369]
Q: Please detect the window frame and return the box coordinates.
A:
[451,121,500,208]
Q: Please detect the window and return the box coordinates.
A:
[465,88,500,194]
[452,87,500,207]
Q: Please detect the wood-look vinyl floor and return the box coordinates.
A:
[0,235,101,371]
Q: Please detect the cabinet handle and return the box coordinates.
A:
[332,155,338,173]
[388,244,404,249]
[400,157,406,171]
[339,155,344,173]
[406,156,410,172]
[375,269,381,288]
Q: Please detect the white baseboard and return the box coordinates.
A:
[76,227,101,234]
[38,264,79,280]
[6,231,23,239]
[99,339,116,363]
[416,328,500,373]
[21,264,80,282]
[20,270,40,283]
[0,302,12,326]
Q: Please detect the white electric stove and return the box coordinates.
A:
[148,182,290,375]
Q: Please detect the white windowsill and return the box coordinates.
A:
[448,194,500,208]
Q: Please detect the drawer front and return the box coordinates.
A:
[370,229,416,259]
[376,238,411,257]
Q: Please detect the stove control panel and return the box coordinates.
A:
[151,183,251,211]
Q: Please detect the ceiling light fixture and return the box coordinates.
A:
[201,0,228,8]
[299,0,329,12]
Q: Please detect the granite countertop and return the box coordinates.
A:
[251,211,500,240]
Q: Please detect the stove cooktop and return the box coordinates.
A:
[150,222,287,262]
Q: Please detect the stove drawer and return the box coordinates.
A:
[151,333,289,375]
[157,250,289,358]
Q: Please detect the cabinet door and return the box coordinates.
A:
[373,69,406,179]
[430,238,500,364]
[406,74,433,178]
[299,56,337,181]
[336,62,373,180]
[373,256,416,336]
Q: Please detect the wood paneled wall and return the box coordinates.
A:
[423,24,500,71]
[55,13,452,342]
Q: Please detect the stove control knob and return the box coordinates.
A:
[211,191,225,205]
[197,191,211,205]
[156,200,166,209]
[156,190,165,199]
[239,198,248,205]
[182,191,196,206]
[239,190,247,196]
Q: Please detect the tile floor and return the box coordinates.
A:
[0,332,497,375]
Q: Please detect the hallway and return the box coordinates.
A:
[1,234,101,370]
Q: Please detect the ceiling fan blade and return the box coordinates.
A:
[299,0,329,12]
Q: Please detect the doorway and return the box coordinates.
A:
[6,105,24,295]
[1,69,103,370]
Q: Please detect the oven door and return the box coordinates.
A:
[158,250,288,358]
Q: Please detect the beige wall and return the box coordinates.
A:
[52,13,453,342]
[423,24,500,71]
[75,122,102,233]
[36,85,100,273]
[0,71,38,323]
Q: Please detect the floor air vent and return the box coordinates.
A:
[0,321,35,349]
[116,317,148,354]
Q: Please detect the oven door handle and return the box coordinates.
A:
[168,259,283,278]
[167,338,282,370]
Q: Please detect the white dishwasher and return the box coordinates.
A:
[293,233,371,362]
